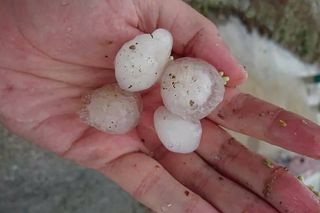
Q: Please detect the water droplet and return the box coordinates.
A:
[65,38,72,47]
[214,155,221,161]
[161,206,168,212]
[60,0,69,6]
[160,203,172,212]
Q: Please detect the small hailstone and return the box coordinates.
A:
[79,84,142,134]
[154,106,202,154]
[161,57,225,121]
[115,29,173,92]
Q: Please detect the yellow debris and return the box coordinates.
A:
[279,119,287,127]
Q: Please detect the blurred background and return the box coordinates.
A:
[1,0,320,212]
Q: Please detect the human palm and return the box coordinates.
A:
[1,0,319,212]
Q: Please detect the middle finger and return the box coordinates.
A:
[209,88,320,159]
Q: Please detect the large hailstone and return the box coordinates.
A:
[161,57,225,121]
[154,106,202,153]
[115,29,173,92]
[80,84,142,134]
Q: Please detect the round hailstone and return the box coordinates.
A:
[161,57,225,121]
[115,28,173,92]
[154,106,202,154]
[79,84,142,134]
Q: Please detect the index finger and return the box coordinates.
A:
[209,88,320,159]
[134,0,247,86]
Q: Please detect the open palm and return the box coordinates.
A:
[1,0,319,212]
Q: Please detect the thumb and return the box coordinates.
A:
[134,0,247,87]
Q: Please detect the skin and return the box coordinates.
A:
[0,0,319,212]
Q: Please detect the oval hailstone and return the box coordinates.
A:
[161,57,225,121]
[115,29,173,92]
[154,106,202,153]
[79,84,142,134]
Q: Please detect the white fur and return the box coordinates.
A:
[217,17,318,138]
[217,18,320,185]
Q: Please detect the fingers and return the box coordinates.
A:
[138,111,277,213]
[209,88,320,159]
[197,119,320,213]
[158,153,278,213]
[135,0,247,86]
[101,152,219,213]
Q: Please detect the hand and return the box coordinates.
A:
[0,0,319,212]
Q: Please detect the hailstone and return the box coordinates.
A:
[161,57,225,121]
[80,84,142,134]
[154,106,202,154]
[115,29,173,92]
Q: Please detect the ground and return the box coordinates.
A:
[0,124,147,213]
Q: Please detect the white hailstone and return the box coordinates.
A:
[161,57,225,121]
[154,106,202,154]
[79,84,142,134]
[115,29,173,92]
